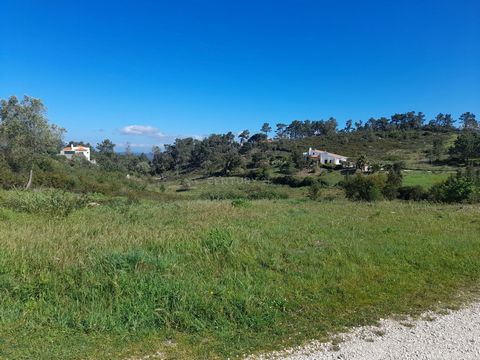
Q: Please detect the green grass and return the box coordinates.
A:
[148,177,306,200]
[402,170,453,188]
[1,195,480,359]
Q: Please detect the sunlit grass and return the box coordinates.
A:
[402,170,452,188]
[1,197,479,359]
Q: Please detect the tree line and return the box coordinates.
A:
[1,95,479,188]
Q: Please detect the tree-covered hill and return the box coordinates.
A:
[1,95,479,193]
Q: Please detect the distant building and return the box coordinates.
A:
[60,144,92,162]
[303,148,348,165]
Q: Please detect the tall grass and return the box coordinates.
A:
[0,198,479,359]
[0,189,88,217]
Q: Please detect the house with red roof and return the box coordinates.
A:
[60,144,92,162]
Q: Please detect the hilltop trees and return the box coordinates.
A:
[459,112,478,131]
[238,130,250,143]
[343,119,353,132]
[143,109,478,179]
[1,94,478,192]
[149,132,242,176]
[427,113,456,131]
[260,122,272,135]
[275,123,287,139]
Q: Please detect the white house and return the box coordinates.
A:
[60,144,92,162]
[303,148,348,165]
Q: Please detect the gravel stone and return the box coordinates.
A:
[247,301,480,360]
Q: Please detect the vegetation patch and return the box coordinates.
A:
[1,200,480,359]
[0,189,88,217]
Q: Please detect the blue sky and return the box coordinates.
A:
[1,0,479,151]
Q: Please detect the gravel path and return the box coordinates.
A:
[248,301,480,360]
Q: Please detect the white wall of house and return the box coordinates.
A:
[320,153,344,165]
[303,148,347,165]
[60,146,91,162]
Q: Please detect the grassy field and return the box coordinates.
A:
[402,170,453,188]
[1,192,480,359]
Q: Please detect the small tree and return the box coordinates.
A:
[308,180,323,200]
[344,119,353,132]
[260,122,272,136]
[125,142,132,156]
[238,130,250,144]
[96,139,116,157]
[427,137,445,162]
[248,133,268,143]
[459,112,478,131]
[275,123,287,139]
[356,155,368,172]
[449,132,480,164]
[291,151,307,170]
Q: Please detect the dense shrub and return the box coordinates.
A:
[381,184,399,200]
[246,167,272,181]
[343,173,385,201]
[279,160,296,175]
[381,162,404,199]
[34,169,78,190]
[0,156,23,188]
[308,181,323,200]
[271,175,327,188]
[429,175,474,203]
[397,186,429,201]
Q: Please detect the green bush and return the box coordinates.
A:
[271,175,327,188]
[231,198,250,207]
[308,181,322,200]
[0,158,23,188]
[343,173,385,202]
[381,184,399,200]
[429,175,475,203]
[201,228,235,257]
[279,162,296,175]
[397,186,428,201]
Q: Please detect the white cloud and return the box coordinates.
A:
[120,125,165,138]
[119,125,207,150]
[119,142,153,148]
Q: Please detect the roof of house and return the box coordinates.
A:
[324,151,347,159]
[310,149,347,159]
[62,146,89,152]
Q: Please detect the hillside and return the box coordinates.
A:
[268,130,458,169]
